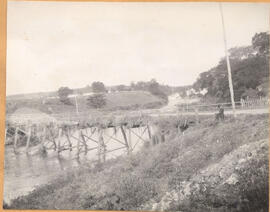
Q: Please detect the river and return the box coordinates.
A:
[3,126,151,204]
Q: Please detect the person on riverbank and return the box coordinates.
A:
[215,105,225,121]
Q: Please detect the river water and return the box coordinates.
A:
[3,126,151,204]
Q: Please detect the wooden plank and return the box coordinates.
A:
[81,134,99,144]
[120,125,129,154]
[49,128,57,151]
[130,127,149,151]
[130,127,148,143]
[103,133,126,146]
[147,125,152,139]
[18,128,27,135]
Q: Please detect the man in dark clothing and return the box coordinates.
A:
[216,105,225,121]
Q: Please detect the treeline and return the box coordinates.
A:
[193,32,269,103]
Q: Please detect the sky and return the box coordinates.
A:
[6,1,270,95]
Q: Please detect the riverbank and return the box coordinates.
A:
[4,114,269,211]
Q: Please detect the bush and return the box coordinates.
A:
[58,87,73,105]
[92,81,106,93]
[87,94,106,109]
[233,156,269,211]
[111,173,158,210]
[171,156,269,212]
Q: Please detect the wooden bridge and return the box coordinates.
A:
[5,115,172,164]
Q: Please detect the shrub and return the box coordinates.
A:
[111,173,158,210]
[169,143,269,212]
[92,81,106,93]
[58,87,73,105]
[87,94,106,109]
[233,156,269,211]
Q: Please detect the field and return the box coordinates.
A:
[5,114,269,211]
[6,91,165,115]
[105,91,165,110]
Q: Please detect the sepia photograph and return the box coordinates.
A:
[3,1,269,211]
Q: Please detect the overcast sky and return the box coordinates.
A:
[6,1,269,95]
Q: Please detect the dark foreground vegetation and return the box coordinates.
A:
[4,114,268,211]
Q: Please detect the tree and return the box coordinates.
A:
[87,94,106,109]
[92,82,106,93]
[58,87,73,105]
[193,31,269,102]
[241,88,258,99]
[148,79,168,102]
[228,46,255,60]
[129,79,168,102]
[116,85,130,92]
[252,32,269,56]
[257,78,269,97]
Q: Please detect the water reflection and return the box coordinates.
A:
[14,153,21,177]
[26,154,35,176]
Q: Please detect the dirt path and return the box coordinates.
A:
[158,95,268,116]
[146,107,269,117]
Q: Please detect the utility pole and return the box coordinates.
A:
[74,95,79,115]
[219,3,236,118]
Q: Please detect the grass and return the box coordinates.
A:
[105,91,164,110]
[6,91,165,115]
[4,114,269,211]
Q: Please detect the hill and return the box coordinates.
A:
[105,91,164,110]
[6,91,165,115]
[5,114,268,211]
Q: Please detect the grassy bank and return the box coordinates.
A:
[4,114,269,211]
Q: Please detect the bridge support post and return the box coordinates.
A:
[48,126,57,151]
[26,126,32,154]
[128,128,132,151]
[13,127,18,154]
[57,128,62,154]
[65,128,72,151]
[76,136,80,160]
[103,145,106,163]
[147,125,152,139]
[98,128,104,163]
[120,126,129,154]
[42,126,47,143]
[80,129,88,155]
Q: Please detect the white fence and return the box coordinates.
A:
[177,97,269,112]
